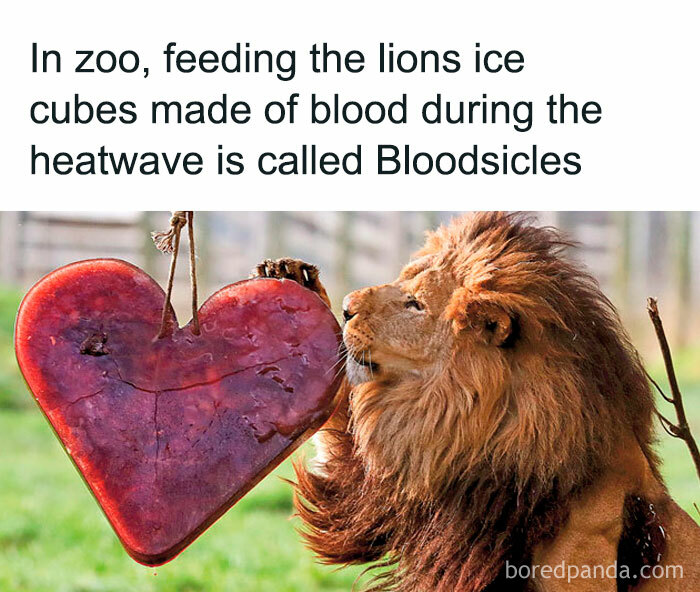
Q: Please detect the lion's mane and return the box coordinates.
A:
[294,213,658,591]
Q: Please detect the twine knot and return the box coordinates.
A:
[151,211,188,254]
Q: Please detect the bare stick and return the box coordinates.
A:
[647,297,700,483]
[186,211,200,335]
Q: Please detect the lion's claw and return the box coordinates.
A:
[251,258,331,307]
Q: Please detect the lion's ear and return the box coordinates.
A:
[446,286,519,348]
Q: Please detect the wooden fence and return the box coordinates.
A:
[1,211,697,352]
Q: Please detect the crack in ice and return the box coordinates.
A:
[108,354,303,395]
[104,354,303,483]
[64,388,105,409]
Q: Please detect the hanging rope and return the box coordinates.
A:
[151,211,199,338]
[187,211,200,335]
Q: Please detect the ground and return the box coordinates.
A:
[0,410,370,592]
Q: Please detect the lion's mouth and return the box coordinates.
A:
[351,352,379,372]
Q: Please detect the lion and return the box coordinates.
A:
[252,212,700,592]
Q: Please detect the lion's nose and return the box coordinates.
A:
[342,295,359,322]
[342,290,368,322]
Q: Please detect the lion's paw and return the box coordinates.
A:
[251,258,331,307]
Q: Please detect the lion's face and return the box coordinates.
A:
[342,255,458,386]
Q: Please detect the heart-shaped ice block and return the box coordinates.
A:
[15,259,343,565]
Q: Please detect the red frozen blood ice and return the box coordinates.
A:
[15,259,343,565]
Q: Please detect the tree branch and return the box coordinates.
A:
[647,297,700,484]
[645,369,675,404]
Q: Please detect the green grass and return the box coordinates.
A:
[0,409,368,592]
[0,287,28,409]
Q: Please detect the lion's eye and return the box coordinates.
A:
[405,297,424,311]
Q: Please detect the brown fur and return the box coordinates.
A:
[284,213,696,591]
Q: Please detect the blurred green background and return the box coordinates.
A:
[0,211,699,591]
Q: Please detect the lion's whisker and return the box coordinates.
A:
[325,342,349,375]
[325,352,348,377]
[332,365,346,382]
[326,352,347,371]
[331,353,349,381]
